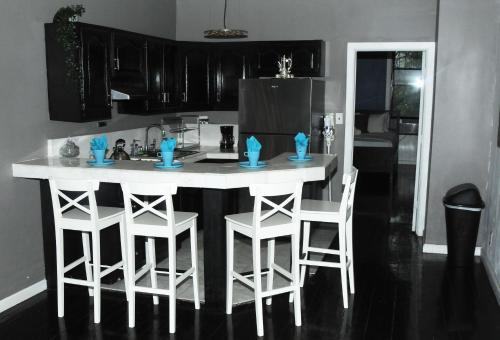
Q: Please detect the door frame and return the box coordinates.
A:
[344,42,435,237]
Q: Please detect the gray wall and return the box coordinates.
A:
[484,0,500,303]
[425,0,500,246]
[176,0,438,199]
[0,0,176,300]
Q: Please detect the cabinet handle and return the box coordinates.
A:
[107,93,112,107]
[161,92,167,103]
[242,56,246,79]
[182,92,187,103]
[114,58,120,71]
[310,53,314,69]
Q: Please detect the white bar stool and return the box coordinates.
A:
[48,178,129,324]
[225,181,303,337]
[298,168,358,308]
[121,182,200,334]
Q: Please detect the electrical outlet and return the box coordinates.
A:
[97,121,107,128]
[335,112,344,125]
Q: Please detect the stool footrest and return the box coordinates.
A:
[134,286,170,296]
[232,271,254,289]
[64,256,87,273]
[63,277,93,287]
[175,267,194,286]
[99,261,123,278]
[306,246,340,255]
[261,285,295,298]
[299,259,341,268]
[271,263,292,281]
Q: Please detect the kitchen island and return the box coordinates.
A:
[12,152,337,311]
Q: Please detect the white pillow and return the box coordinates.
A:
[367,113,389,133]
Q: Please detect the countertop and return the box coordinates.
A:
[12,153,337,190]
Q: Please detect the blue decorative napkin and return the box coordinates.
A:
[160,138,177,152]
[294,132,309,149]
[246,136,262,152]
[90,135,108,151]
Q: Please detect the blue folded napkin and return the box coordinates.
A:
[90,135,108,151]
[160,138,177,152]
[246,136,262,152]
[294,132,309,149]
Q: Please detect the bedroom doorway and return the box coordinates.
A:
[344,42,436,237]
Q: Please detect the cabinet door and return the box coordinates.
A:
[252,41,324,78]
[110,32,147,92]
[253,42,286,78]
[213,46,249,110]
[287,41,324,77]
[164,42,179,108]
[179,44,210,109]
[146,39,166,113]
[80,26,112,121]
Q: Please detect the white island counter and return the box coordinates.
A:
[12,153,337,189]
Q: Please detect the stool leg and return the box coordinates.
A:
[253,238,264,337]
[226,222,234,315]
[300,221,311,287]
[82,232,94,297]
[291,232,302,327]
[127,233,136,328]
[147,238,159,305]
[190,220,200,310]
[55,227,65,318]
[92,230,101,323]
[339,221,348,309]
[346,216,355,294]
[265,239,275,306]
[168,236,177,333]
[118,217,130,301]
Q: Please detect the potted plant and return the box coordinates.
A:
[52,5,85,80]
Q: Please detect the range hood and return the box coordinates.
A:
[111,88,147,101]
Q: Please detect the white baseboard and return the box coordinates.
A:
[482,254,500,306]
[0,280,47,314]
[423,243,482,256]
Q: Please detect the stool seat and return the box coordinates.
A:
[133,211,197,229]
[225,211,292,238]
[301,199,341,214]
[62,206,124,221]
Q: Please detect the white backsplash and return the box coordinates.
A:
[47,124,239,158]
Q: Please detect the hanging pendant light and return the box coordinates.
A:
[204,0,248,39]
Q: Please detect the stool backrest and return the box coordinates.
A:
[340,167,358,220]
[249,181,303,233]
[121,182,177,232]
[48,178,100,222]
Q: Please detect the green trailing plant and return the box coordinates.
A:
[52,5,85,81]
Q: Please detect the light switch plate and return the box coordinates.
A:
[335,112,344,125]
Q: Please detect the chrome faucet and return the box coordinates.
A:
[145,124,166,153]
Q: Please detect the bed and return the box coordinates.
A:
[353,111,399,190]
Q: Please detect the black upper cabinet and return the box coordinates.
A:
[252,40,325,78]
[146,38,166,113]
[45,21,325,120]
[45,23,112,122]
[145,39,178,113]
[211,45,250,110]
[110,32,147,95]
[178,43,210,110]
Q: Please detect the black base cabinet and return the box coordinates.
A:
[45,22,325,120]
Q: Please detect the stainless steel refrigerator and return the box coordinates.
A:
[238,78,325,160]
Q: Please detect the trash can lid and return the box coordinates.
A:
[443,183,485,209]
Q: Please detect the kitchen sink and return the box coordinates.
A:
[194,158,239,164]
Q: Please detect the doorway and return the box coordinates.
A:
[344,42,435,237]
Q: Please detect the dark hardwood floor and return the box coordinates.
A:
[1,168,499,339]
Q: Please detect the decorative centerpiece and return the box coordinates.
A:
[275,55,294,79]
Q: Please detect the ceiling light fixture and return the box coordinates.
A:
[204,0,248,39]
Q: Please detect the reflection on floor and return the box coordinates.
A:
[1,168,499,339]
